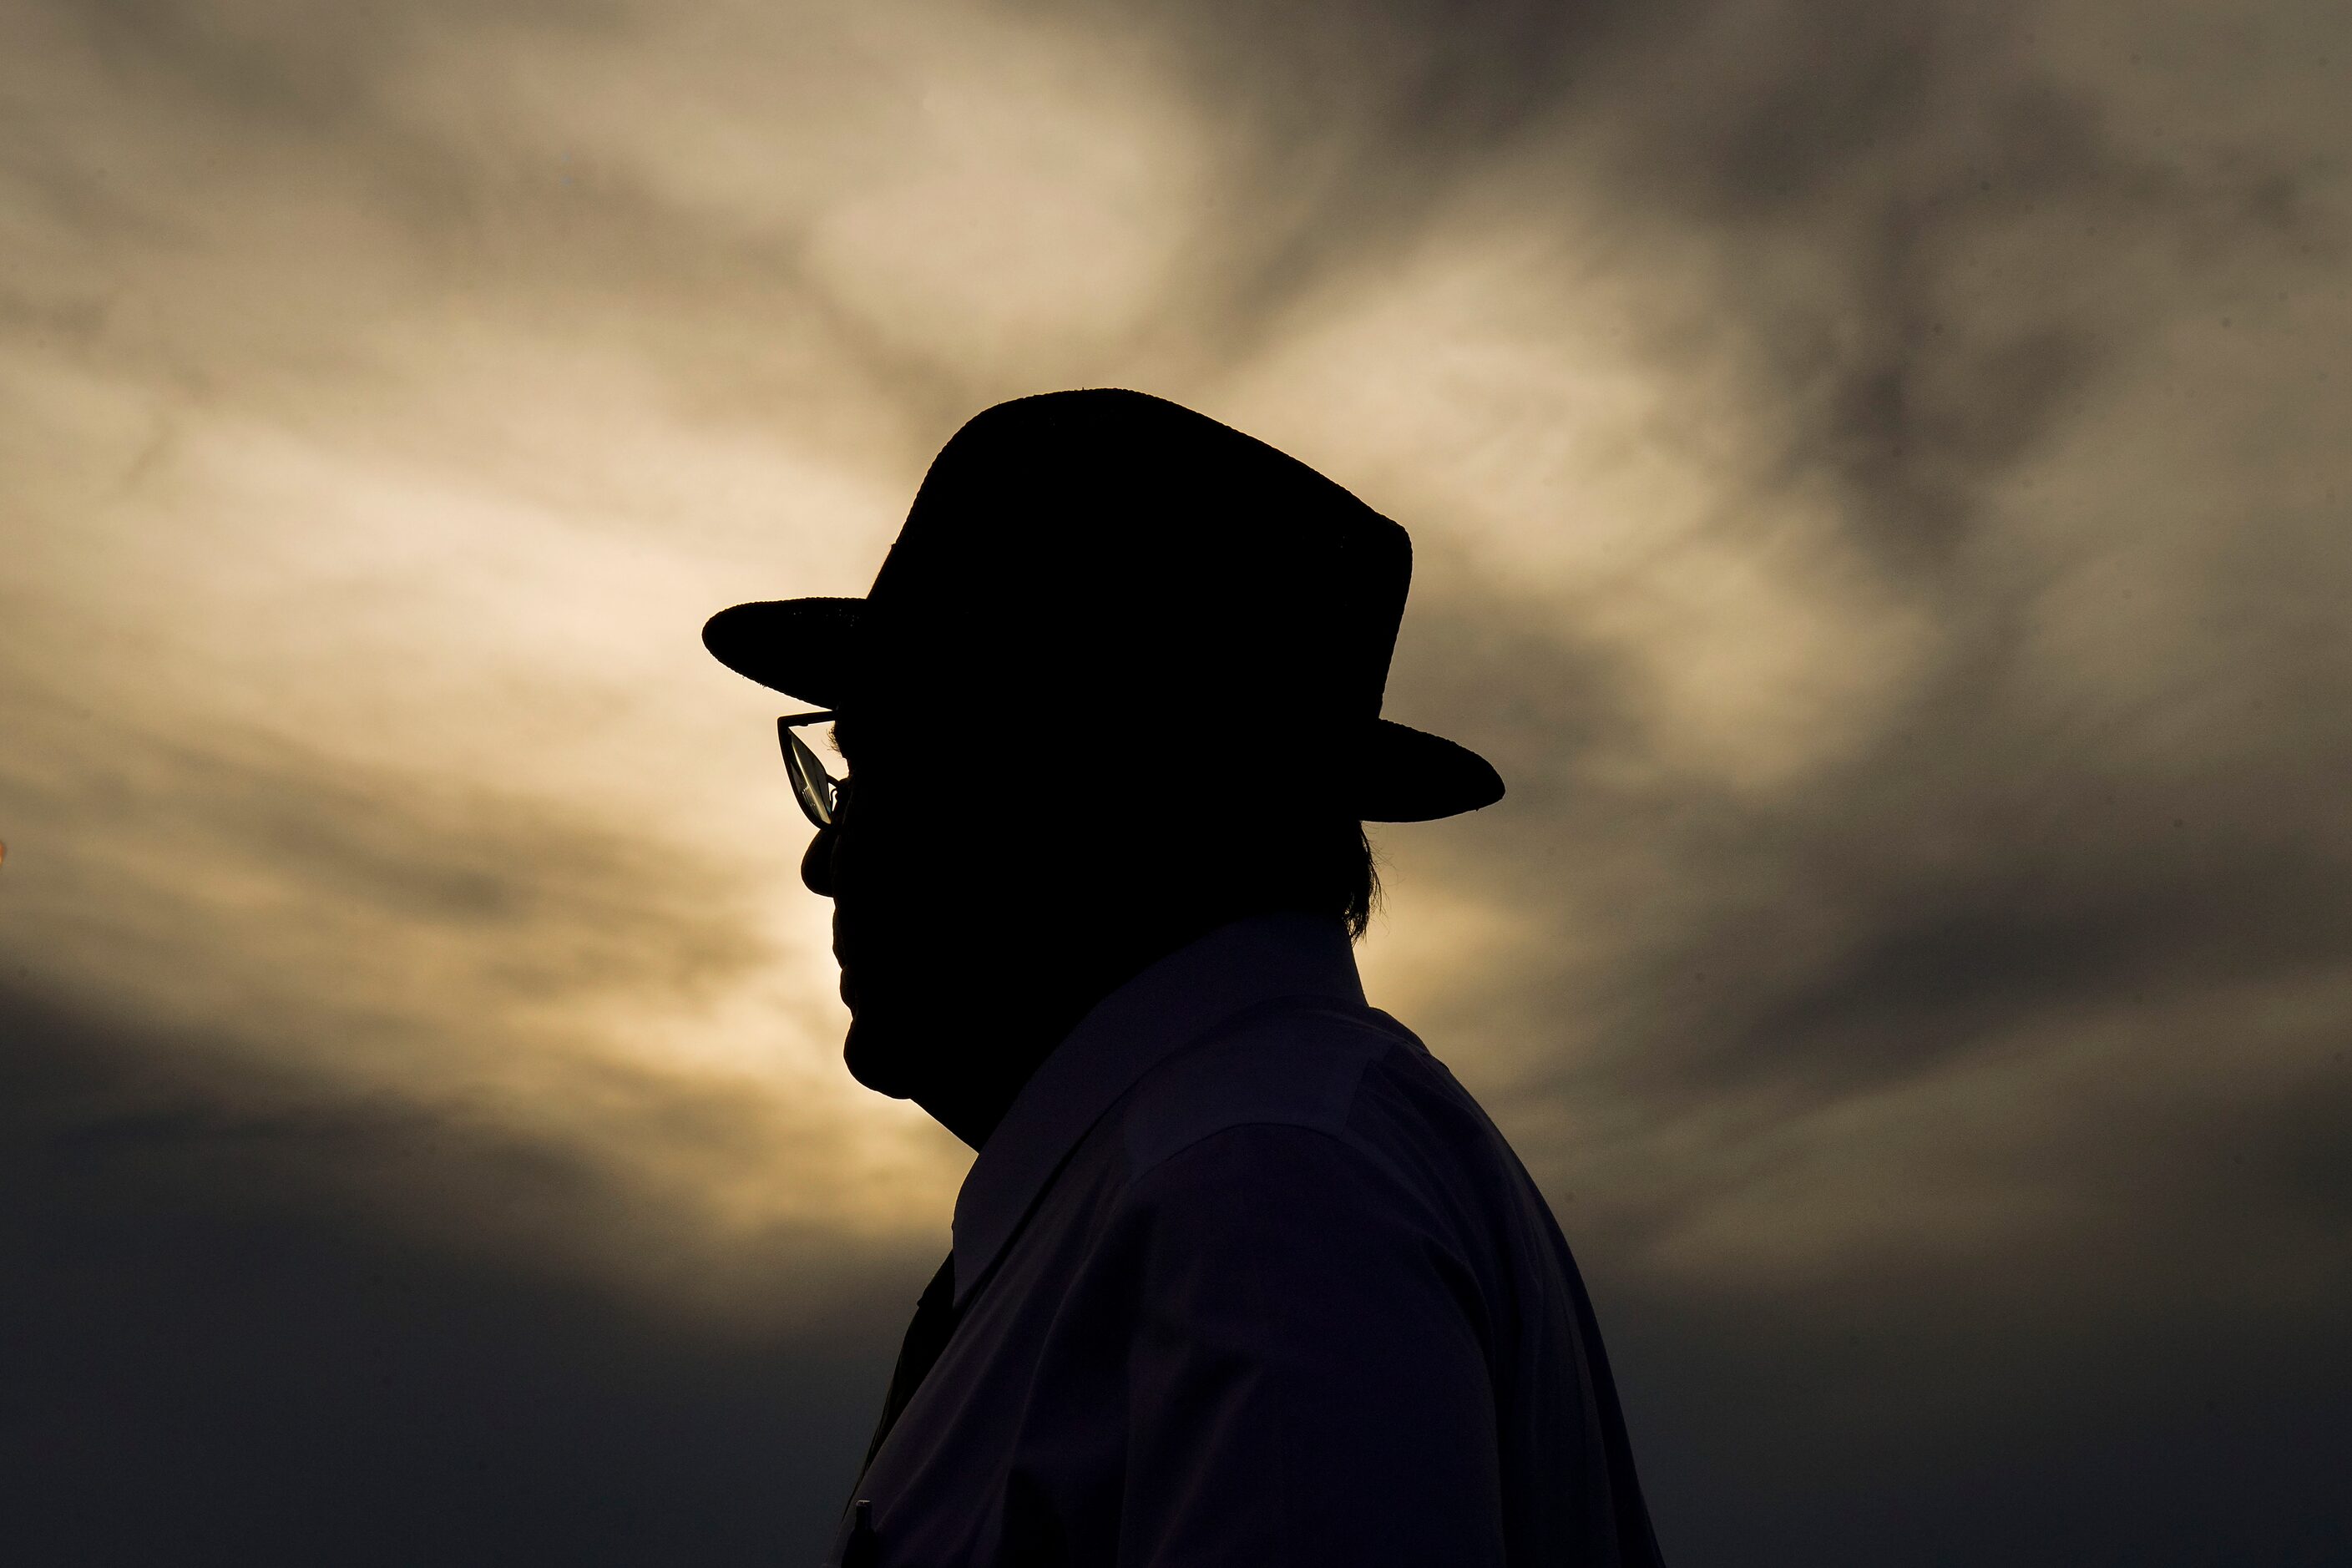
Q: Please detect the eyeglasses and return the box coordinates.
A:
[776,709,845,828]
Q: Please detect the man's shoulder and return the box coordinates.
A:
[1113,997,1446,1183]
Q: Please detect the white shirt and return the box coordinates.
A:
[826,913,1663,1567]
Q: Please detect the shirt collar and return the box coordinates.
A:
[949,911,1366,1307]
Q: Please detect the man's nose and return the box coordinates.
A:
[800,827,838,897]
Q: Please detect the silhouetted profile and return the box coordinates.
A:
[704,389,1663,1567]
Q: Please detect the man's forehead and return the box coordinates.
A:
[830,709,986,759]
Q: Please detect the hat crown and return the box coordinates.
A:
[862,390,1410,739]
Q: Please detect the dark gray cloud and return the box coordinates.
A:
[0,984,911,1566]
[10,965,2344,1568]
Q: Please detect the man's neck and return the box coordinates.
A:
[908,904,1244,1150]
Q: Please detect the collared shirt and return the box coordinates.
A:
[825,913,1664,1568]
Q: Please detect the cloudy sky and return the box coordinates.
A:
[3,1,2348,1562]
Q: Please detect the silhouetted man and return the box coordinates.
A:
[704,390,1663,1567]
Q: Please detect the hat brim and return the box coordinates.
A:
[704,597,864,710]
[702,598,1504,822]
[1353,721,1505,822]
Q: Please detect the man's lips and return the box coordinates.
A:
[832,935,855,1004]
[832,937,859,1010]
[831,909,852,1008]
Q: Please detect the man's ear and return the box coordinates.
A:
[801,828,837,897]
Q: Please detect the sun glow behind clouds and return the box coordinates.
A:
[0,0,1234,1277]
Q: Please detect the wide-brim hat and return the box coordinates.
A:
[703,389,1502,823]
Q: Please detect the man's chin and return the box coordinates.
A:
[841,1014,917,1100]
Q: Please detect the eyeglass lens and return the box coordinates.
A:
[778,721,840,828]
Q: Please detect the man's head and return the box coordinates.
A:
[797,702,1379,1123]
[704,390,1500,1142]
